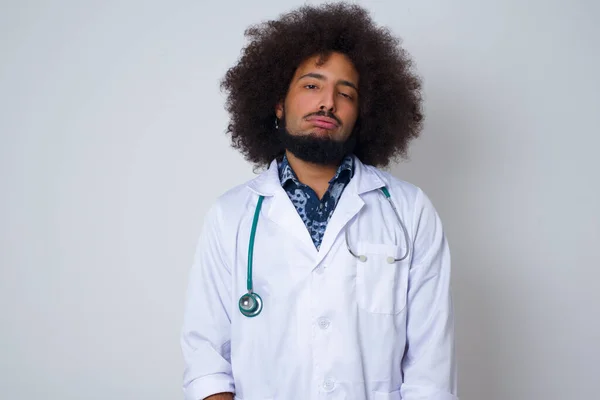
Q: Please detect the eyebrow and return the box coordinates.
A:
[297,72,359,92]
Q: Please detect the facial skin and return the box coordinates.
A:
[275,52,360,158]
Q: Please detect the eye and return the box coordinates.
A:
[339,92,353,100]
[304,84,318,89]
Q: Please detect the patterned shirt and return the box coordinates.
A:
[278,154,354,249]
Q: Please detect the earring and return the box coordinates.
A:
[275,118,279,130]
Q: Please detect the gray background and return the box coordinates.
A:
[1,0,599,399]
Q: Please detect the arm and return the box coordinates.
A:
[400,189,458,400]
[181,204,236,400]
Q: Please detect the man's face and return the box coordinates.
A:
[275,52,360,164]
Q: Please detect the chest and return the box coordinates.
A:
[229,192,412,317]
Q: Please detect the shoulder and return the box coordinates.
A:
[205,168,271,225]
[363,164,440,224]
[215,182,255,210]
[364,164,424,203]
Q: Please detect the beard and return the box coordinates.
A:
[277,117,356,166]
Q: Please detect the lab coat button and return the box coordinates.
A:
[323,378,335,391]
[318,317,330,330]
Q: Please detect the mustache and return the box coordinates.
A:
[304,110,342,126]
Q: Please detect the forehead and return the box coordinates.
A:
[293,52,359,83]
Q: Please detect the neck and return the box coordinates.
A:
[285,151,340,199]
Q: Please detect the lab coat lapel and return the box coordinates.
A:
[315,157,385,266]
[246,159,316,251]
[267,189,316,249]
[246,157,386,263]
[315,189,363,266]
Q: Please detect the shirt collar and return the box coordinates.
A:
[278,153,354,187]
[247,154,384,197]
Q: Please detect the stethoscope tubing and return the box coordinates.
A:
[247,195,264,293]
[240,186,410,317]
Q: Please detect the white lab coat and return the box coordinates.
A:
[181,156,457,400]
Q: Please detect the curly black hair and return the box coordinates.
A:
[220,2,423,168]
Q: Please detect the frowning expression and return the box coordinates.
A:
[276,52,359,142]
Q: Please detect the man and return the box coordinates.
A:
[181,3,457,399]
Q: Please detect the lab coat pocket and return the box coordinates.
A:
[356,242,409,315]
[373,389,402,399]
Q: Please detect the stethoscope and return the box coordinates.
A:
[238,187,410,317]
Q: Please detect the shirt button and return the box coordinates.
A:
[318,317,330,330]
[315,264,326,274]
[323,378,335,392]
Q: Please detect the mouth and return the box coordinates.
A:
[306,116,339,130]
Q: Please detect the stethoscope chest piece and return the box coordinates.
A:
[239,292,263,317]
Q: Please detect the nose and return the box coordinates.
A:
[319,88,336,114]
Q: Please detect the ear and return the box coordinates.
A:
[275,101,284,119]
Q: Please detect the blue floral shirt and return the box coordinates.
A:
[278,154,354,249]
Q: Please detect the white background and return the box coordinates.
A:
[1,1,599,399]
